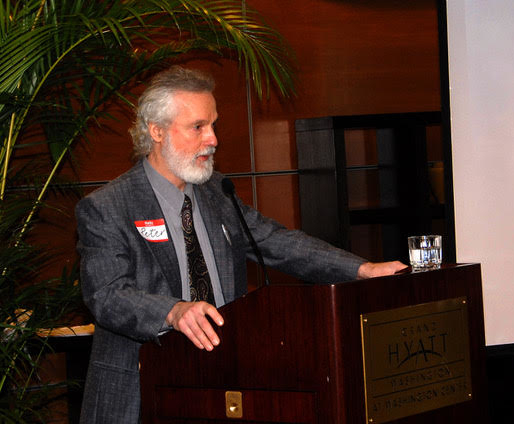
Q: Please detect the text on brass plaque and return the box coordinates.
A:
[360,297,472,424]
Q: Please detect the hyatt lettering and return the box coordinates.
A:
[389,333,448,367]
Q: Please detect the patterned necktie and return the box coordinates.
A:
[181,194,216,305]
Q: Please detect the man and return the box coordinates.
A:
[76,66,405,423]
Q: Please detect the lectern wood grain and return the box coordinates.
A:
[140,264,488,424]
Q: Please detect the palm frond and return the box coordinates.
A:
[0,1,295,419]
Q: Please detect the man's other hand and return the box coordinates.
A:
[357,261,408,279]
[166,301,224,351]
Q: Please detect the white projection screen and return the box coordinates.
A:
[446,0,514,345]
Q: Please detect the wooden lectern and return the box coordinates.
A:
[140,264,489,423]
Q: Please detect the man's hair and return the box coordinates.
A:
[129,66,215,158]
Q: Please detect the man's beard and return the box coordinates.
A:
[162,135,215,185]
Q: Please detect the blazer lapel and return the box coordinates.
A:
[127,162,182,298]
[194,184,235,303]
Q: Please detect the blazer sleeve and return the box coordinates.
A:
[236,195,366,283]
[76,194,180,342]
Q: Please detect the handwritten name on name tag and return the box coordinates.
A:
[134,219,169,242]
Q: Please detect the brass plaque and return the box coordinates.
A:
[225,391,243,418]
[360,297,472,424]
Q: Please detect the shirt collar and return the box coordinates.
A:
[143,158,195,214]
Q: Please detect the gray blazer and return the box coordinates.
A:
[76,160,365,423]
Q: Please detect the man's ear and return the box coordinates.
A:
[148,122,164,143]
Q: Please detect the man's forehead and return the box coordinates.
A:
[173,91,217,117]
[173,90,215,101]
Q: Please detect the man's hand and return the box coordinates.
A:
[166,301,224,351]
[357,261,408,279]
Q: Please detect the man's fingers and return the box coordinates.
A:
[387,261,408,274]
[357,261,408,279]
[196,313,221,347]
[195,318,218,350]
[178,318,214,350]
[204,304,224,327]
[170,301,223,351]
[194,304,224,349]
[178,324,205,350]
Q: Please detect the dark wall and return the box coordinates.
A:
[32,0,441,286]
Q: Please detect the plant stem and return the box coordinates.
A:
[18,338,48,402]
[0,337,25,397]
[0,0,47,201]
[0,113,17,201]
[16,137,74,243]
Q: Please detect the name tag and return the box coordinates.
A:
[134,219,169,242]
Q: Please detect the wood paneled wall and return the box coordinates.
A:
[33,0,441,286]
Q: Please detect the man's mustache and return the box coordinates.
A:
[195,146,216,159]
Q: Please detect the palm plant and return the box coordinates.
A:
[0,0,294,421]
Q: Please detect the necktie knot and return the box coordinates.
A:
[182,194,192,211]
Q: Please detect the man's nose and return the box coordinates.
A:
[204,127,218,147]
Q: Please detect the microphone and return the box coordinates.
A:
[222,177,270,286]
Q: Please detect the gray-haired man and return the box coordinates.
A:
[76,66,405,423]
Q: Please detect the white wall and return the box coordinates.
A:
[447,0,514,345]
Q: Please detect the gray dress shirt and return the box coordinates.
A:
[143,159,225,307]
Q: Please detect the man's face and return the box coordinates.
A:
[161,91,218,186]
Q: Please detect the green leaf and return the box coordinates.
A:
[0,0,295,419]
